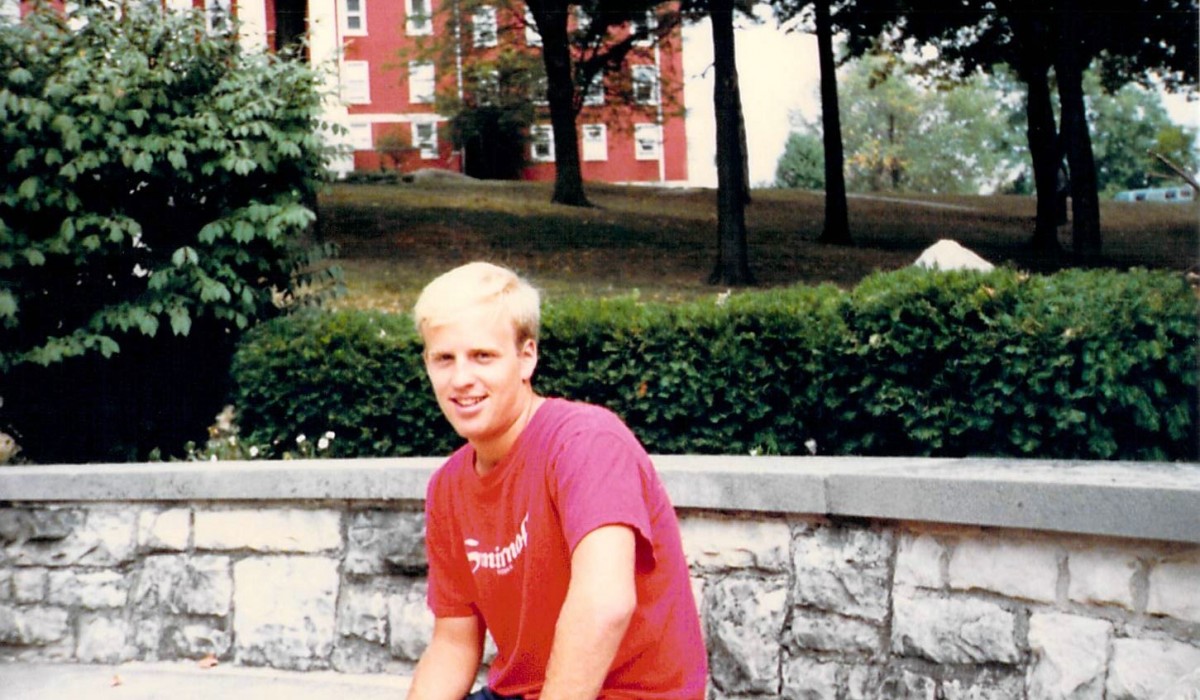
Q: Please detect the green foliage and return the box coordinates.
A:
[1,3,339,461]
[774,130,825,190]
[835,55,1025,194]
[1088,79,1200,195]
[230,268,1198,461]
[231,310,457,458]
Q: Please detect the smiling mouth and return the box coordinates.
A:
[454,396,485,408]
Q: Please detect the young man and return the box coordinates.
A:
[408,262,706,700]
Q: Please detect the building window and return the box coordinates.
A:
[408,61,435,104]
[347,122,373,150]
[206,0,232,35]
[631,10,655,45]
[342,0,367,35]
[582,75,604,106]
[582,124,607,161]
[341,61,371,104]
[532,75,548,106]
[471,68,500,106]
[406,0,431,35]
[530,125,554,162]
[473,5,497,47]
[632,65,658,105]
[523,5,541,46]
[413,121,438,159]
[634,123,661,160]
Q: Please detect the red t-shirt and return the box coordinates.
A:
[424,398,707,699]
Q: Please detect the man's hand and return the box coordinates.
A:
[407,614,486,700]
[540,525,638,700]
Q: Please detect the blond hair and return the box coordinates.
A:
[412,262,541,344]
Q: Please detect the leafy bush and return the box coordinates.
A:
[0,3,338,462]
[229,268,1198,461]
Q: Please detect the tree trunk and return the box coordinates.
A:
[1023,60,1064,256]
[815,0,850,245]
[529,0,590,207]
[1055,0,1101,261]
[707,0,754,285]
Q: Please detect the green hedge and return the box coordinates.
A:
[230,268,1199,461]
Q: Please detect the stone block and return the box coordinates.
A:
[877,667,937,699]
[1066,545,1139,610]
[1108,638,1200,700]
[13,568,47,603]
[387,580,433,662]
[1026,612,1111,700]
[76,614,131,663]
[705,576,788,695]
[1158,669,1200,700]
[679,516,791,573]
[0,604,70,646]
[792,524,892,622]
[895,533,945,590]
[47,570,129,609]
[941,669,1025,699]
[233,555,338,670]
[195,509,342,553]
[3,508,136,567]
[891,594,1019,664]
[948,535,1059,603]
[782,655,839,700]
[138,508,190,552]
[1146,551,1200,623]
[788,609,881,655]
[845,665,884,700]
[338,582,389,644]
[0,568,10,601]
[165,622,231,659]
[0,508,79,546]
[133,554,232,617]
[344,510,426,575]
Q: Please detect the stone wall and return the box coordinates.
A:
[1,457,1198,699]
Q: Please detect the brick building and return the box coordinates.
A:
[5,0,689,182]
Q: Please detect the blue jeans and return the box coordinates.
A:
[464,689,521,700]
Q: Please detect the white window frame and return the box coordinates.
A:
[581,124,607,161]
[532,75,549,106]
[406,0,432,35]
[632,64,659,105]
[342,0,367,36]
[634,123,662,161]
[631,10,655,45]
[530,125,555,162]
[347,122,373,150]
[413,121,438,159]
[523,5,541,46]
[408,61,436,104]
[582,75,604,106]
[206,0,232,35]
[473,5,498,48]
[341,60,371,104]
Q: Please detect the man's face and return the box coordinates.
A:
[422,305,538,454]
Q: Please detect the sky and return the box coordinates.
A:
[681,10,1200,189]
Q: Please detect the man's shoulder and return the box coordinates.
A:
[538,398,630,438]
[427,444,473,491]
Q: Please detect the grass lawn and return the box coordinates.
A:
[318,177,1199,312]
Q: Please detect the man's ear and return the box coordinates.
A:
[519,338,538,381]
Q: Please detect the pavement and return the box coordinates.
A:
[0,661,412,699]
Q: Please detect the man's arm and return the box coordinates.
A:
[406,614,486,700]
[540,524,638,700]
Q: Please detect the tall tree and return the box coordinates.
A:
[813,0,850,243]
[526,0,591,204]
[770,0,851,244]
[841,0,1198,260]
[707,0,754,284]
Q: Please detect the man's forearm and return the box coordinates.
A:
[539,586,634,700]
[407,619,485,700]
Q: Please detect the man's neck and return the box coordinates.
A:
[473,394,545,476]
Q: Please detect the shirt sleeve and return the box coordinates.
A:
[548,422,659,571]
[425,467,478,618]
